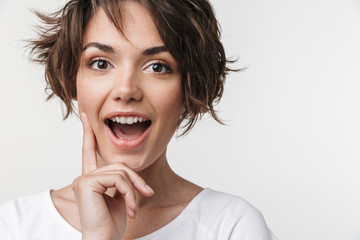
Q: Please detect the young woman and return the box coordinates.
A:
[0,0,277,239]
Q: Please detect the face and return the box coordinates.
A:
[76,2,183,171]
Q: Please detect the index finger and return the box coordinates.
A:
[80,112,98,174]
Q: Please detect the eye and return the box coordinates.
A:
[88,59,112,71]
[144,62,172,74]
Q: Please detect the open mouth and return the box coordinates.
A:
[105,116,152,141]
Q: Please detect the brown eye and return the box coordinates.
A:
[89,59,111,71]
[144,62,171,74]
[97,60,108,70]
[152,63,163,73]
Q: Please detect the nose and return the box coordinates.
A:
[111,68,143,103]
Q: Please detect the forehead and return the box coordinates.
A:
[83,2,164,50]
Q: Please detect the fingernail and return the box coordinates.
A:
[145,185,154,193]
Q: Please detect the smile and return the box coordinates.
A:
[105,114,152,149]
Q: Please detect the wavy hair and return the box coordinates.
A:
[29,0,238,135]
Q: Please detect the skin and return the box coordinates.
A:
[50,2,202,240]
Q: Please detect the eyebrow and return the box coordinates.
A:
[143,46,168,56]
[82,42,168,56]
[83,42,115,53]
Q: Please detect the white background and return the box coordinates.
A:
[1,0,360,239]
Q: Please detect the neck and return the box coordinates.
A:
[135,151,183,208]
[95,150,184,208]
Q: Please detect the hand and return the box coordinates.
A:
[72,112,154,240]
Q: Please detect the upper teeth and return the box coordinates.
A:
[110,116,149,124]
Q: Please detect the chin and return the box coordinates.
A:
[98,149,154,172]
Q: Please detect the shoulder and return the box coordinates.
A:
[0,191,49,211]
[0,191,51,239]
[0,190,82,240]
[190,188,264,220]
[0,191,51,222]
[185,188,277,240]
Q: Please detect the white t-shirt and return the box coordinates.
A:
[0,188,278,240]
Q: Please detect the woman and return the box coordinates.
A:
[0,0,277,239]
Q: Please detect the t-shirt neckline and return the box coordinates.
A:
[46,190,82,236]
[47,187,210,239]
[135,188,210,239]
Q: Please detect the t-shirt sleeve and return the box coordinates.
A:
[229,205,278,240]
[0,201,16,240]
[0,192,82,240]
[0,221,9,240]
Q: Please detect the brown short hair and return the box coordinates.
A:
[29,0,237,135]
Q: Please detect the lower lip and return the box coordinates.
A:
[106,123,152,149]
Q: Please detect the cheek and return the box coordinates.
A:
[76,72,108,113]
[147,80,183,117]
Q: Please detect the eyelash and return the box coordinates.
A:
[87,58,112,71]
[87,58,173,74]
[144,62,172,74]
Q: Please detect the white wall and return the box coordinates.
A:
[1,0,360,239]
